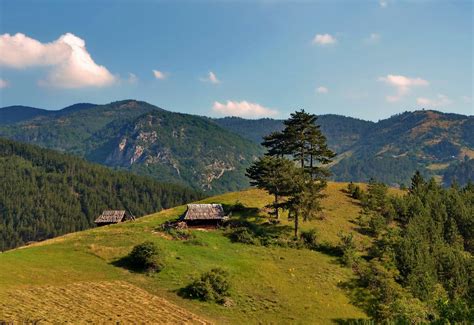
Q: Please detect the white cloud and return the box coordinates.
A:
[152,69,166,80]
[316,86,329,94]
[0,79,8,88]
[366,33,381,43]
[128,73,138,84]
[212,100,278,118]
[378,74,429,102]
[417,94,453,108]
[200,71,220,84]
[461,96,472,104]
[0,33,116,88]
[379,0,388,8]
[312,34,337,46]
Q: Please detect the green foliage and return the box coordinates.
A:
[338,232,357,267]
[300,228,318,249]
[249,109,334,237]
[356,172,474,323]
[0,138,203,251]
[181,268,231,304]
[128,241,164,272]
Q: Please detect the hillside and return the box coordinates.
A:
[0,100,263,193]
[0,138,203,251]
[0,183,385,324]
[215,111,474,186]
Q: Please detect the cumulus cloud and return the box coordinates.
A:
[200,71,220,84]
[417,94,453,107]
[152,69,166,80]
[312,34,337,46]
[0,33,116,88]
[461,96,472,104]
[212,100,278,118]
[0,79,8,88]
[378,74,429,102]
[316,86,329,94]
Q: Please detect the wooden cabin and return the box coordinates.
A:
[180,204,227,228]
[94,210,135,226]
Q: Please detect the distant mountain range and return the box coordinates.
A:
[0,100,262,193]
[1,100,473,189]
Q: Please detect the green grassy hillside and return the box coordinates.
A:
[0,183,399,324]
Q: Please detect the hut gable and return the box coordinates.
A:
[94,210,135,225]
[181,204,225,221]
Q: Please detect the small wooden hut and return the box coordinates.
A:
[180,204,226,227]
[94,210,135,226]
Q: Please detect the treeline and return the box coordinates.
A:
[347,173,474,323]
[0,138,204,251]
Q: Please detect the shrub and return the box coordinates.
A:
[229,227,261,245]
[165,228,195,240]
[128,241,164,272]
[181,268,231,304]
[338,232,357,267]
[300,228,318,249]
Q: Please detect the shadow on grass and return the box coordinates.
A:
[111,255,152,274]
[336,278,375,322]
[314,242,342,258]
[332,319,374,325]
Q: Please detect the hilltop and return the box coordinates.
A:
[0,182,395,323]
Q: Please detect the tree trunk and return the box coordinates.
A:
[294,212,299,238]
[274,193,279,219]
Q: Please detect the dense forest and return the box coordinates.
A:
[0,138,204,251]
[347,174,474,322]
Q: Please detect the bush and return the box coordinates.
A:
[229,227,261,245]
[128,241,164,272]
[181,268,231,304]
[338,232,357,267]
[300,228,318,249]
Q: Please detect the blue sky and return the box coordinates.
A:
[0,0,472,121]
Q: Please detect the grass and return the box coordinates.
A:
[0,182,399,324]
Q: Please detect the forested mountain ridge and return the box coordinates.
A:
[215,110,474,186]
[0,137,204,251]
[0,100,263,193]
[1,101,472,188]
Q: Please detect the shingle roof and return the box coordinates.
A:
[182,204,225,221]
[95,210,128,224]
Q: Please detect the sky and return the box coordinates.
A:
[0,0,472,121]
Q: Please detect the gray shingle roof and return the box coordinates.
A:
[182,204,225,221]
[95,210,129,224]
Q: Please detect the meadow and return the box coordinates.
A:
[0,182,401,324]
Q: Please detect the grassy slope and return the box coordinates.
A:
[0,182,402,324]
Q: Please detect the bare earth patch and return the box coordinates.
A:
[0,281,211,324]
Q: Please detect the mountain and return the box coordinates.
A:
[0,105,52,125]
[0,100,263,193]
[214,114,373,154]
[214,111,474,186]
[0,138,203,251]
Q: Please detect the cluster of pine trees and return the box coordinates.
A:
[246,110,335,236]
[0,138,203,251]
[348,173,474,323]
